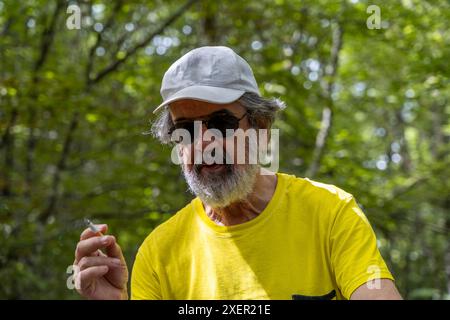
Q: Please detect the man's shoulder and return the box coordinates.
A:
[139,199,196,250]
[279,172,359,227]
[279,172,353,202]
[278,172,356,221]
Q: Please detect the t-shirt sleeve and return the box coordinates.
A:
[130,240,162,300]
[329,196,394,299]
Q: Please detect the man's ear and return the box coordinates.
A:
[255,127,271,150]
[259,122,272,143]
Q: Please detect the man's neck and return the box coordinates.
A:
[204,168,278,226]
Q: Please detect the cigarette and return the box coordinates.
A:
[84,218,103,236]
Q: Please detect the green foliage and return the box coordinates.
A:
[0,0,449,299]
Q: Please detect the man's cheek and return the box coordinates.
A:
[179,145,194,165]
[225,137,248,165]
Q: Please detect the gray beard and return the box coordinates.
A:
[182,163,259,208]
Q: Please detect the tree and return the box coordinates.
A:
[0,0,449,299]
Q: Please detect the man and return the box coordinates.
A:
[73,46,402,300]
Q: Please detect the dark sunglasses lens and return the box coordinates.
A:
[208,115,239,137]
[172,122,195,144]
[171,113,242,143]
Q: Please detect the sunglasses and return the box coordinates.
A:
[169,110,248,144]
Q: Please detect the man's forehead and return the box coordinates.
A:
[169,99,243,120]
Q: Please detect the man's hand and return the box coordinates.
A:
[350,279,403,300]
[74,224,129,300]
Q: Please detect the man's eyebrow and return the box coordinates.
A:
[173,109,232,122]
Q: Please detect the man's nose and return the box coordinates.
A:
[192,122,209,151]
[192,123,223,152]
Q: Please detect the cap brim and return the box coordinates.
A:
[153,85,245,114]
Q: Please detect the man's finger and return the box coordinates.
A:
[76,265,109,292]
[80,224,108,240]
[75,236,114,263]
[78,256,123,271]
[104,236,125,260]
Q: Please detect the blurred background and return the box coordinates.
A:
[0,0,449,299]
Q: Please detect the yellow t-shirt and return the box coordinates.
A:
[131,172,394,300]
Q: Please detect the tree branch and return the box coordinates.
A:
[33,0,64,73]
[306,18,344,178]
[38,0,198,222]
[0,17,14,37]
[85,0,124,84]
[25,0,64,198]
[1,107,18,196]
[39,111,80,223]
[89,0,200,85]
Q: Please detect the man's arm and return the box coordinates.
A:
[350,279,403,300]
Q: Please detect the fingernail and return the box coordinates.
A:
[101,236,109,244]
[112,258,121,265]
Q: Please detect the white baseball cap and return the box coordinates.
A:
[153,46,261,113]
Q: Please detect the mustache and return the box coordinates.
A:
[192,151,233,174]
[193,162,233,175]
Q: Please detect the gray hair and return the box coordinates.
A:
[151,92,286,144]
